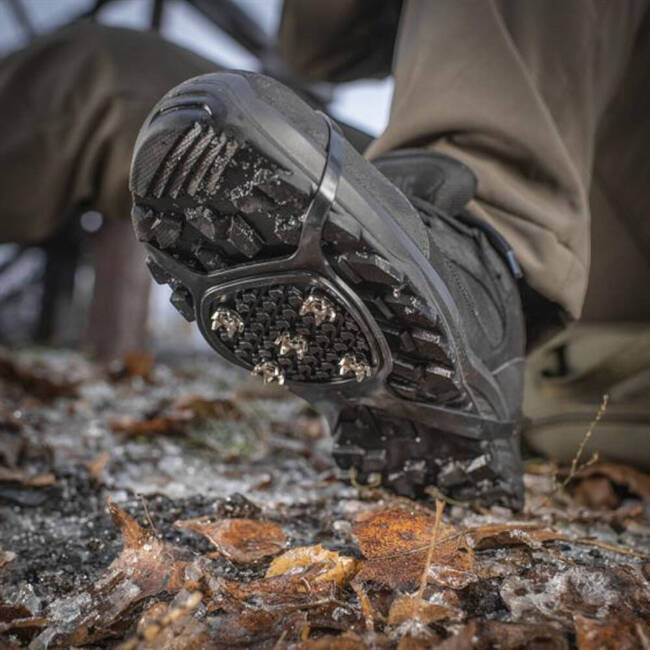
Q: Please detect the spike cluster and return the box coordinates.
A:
[338,353,371,382]
[252,361,285,385]
[274,332,308,360]
[210,307,244,338]
[299,294,337,326]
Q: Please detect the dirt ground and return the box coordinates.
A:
[0,346,649,649]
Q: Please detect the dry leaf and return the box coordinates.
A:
[571,476,620,509]
[116,350,154,380]
[266,544,357,586]
[387,594,454,625]
[296,632,369,649]
[111,396,243,437]
[121,591,206,650]
[352,507,472,589]
[570,462,650,499]
[0,351,80,399]
[0,548,16,568]
[28,500,196,649]
[575,615,650,650]
[434,621,569,649]
[464,523,561,550]
[0,467,55,487]
[86,450,110,482]
[174,516,286,563]
[501,565,650,630]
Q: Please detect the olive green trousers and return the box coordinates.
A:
[281,0,650,324]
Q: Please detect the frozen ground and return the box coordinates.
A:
[0,347,649,649]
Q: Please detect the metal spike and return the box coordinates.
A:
[210,307,244,338]
[338,353,371,382]
[251,361,285,385]
[299,294,337,326]
[274,332,308,360]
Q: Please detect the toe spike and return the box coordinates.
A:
[274,332,308,360]
[338,353,371,382]
[211,307,244,338]
[252,361,285,385]
[299,294,337,326]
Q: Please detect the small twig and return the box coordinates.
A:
[424,486,467,508]
[565,393,609,485]
[560,535,650,560]
[351,580,375,632]
[138,493,158,534]
[539,394,608,507]
[418,500,445,598]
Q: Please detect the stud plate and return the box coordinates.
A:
[202,278,375,384]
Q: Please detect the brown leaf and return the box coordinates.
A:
[434,621,569,650]
[296,632,369,649]
[464,523,561,550]
[0,351,81,399]
[0,548,16,568]
[110,396,244,438]
[0,467,55,487]
[571,477,620,510]
[387,594,454,625]
[266,544,357,586]
[28,500,196,649]
[174,517,287,563]
[112,350,154,380]
[575,615,650,650]
[501,565,650,630]
[570,462,650,499]
[122,591,206,650]
[110,414,186,437]
[86,450,110,482]
[173,395,244,420]
[352,506,472,590]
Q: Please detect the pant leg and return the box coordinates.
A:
[582,8,650,321]
[0,23,216,358]
[368,0,649,321]
[278,0,401,82]
[0,22,217,243]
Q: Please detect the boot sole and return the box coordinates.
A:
[129,72,523,507]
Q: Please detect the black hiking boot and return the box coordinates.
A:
[129,72,526,509]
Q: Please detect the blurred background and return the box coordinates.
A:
[0,0,393,356]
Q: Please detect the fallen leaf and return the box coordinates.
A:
[571,476,620,509]
[0,548,16,568]
[575,614,650,650]
[464,523,561,550]
[173,395,244,420]
[86,450,110,482]
[174,516,287,563]
[570,462,650,499]
[352,506,472,589]
[387,594,454,625]
[434,621,569,649]
[121,590,205,650]
[296,632,369,649]
[27,500,197,649]
[111,396,244,438]
[0,351,81,399]
[110,350,154,381]
[0,467,55,487]
[266,544,357,586]
[501,564,650,630]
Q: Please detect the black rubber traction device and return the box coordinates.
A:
[131,79,522,506]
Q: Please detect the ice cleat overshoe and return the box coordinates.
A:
[130,72,526,509]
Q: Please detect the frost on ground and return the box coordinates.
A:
[0,346,649,649]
